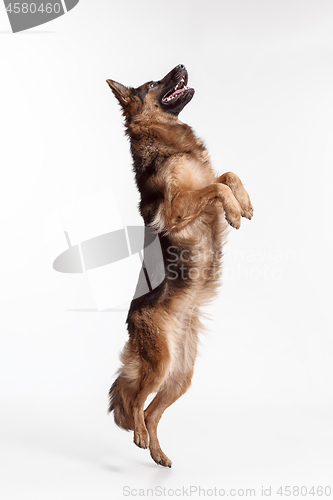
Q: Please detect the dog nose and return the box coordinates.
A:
[177,64,185,70]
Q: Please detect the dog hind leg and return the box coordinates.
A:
[132,360,171,450]
[144,372,193,468]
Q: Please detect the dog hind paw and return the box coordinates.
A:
[150,448,172,468]
[134,428,150,449]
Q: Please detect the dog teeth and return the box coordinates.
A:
[163,79,189,102]
[175,77,186,92]
[165,87,189,102]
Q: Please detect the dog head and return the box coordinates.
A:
[106,64,195,121]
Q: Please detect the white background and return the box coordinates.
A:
[1,1,333,498]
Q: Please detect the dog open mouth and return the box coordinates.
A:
[158,65,195,115]
[162,75,192,103]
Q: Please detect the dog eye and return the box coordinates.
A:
[149,81,158,89]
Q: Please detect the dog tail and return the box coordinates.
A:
[108,374,136,431]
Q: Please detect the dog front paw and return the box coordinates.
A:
[225,214,241,229]
[224,199,242,229]
[242,204,253,220]
[218,172,253,223]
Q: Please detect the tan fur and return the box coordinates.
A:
[107,66,253,467]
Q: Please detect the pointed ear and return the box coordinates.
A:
[106,79,131,105]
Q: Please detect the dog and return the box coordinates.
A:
[106,64,253,467]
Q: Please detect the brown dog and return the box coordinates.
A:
[106,64,253,467]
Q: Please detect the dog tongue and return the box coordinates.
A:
[163,86,190,102]
[174,88,185,96]
[169,87,187,99]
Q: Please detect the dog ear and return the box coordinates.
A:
[106,79,131,106]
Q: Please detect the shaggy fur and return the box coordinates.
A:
[106,65,253,467]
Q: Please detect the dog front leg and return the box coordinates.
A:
[169,183,243,230]
[217,172,253,220]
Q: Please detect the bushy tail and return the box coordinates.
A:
[108,374,136,431]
